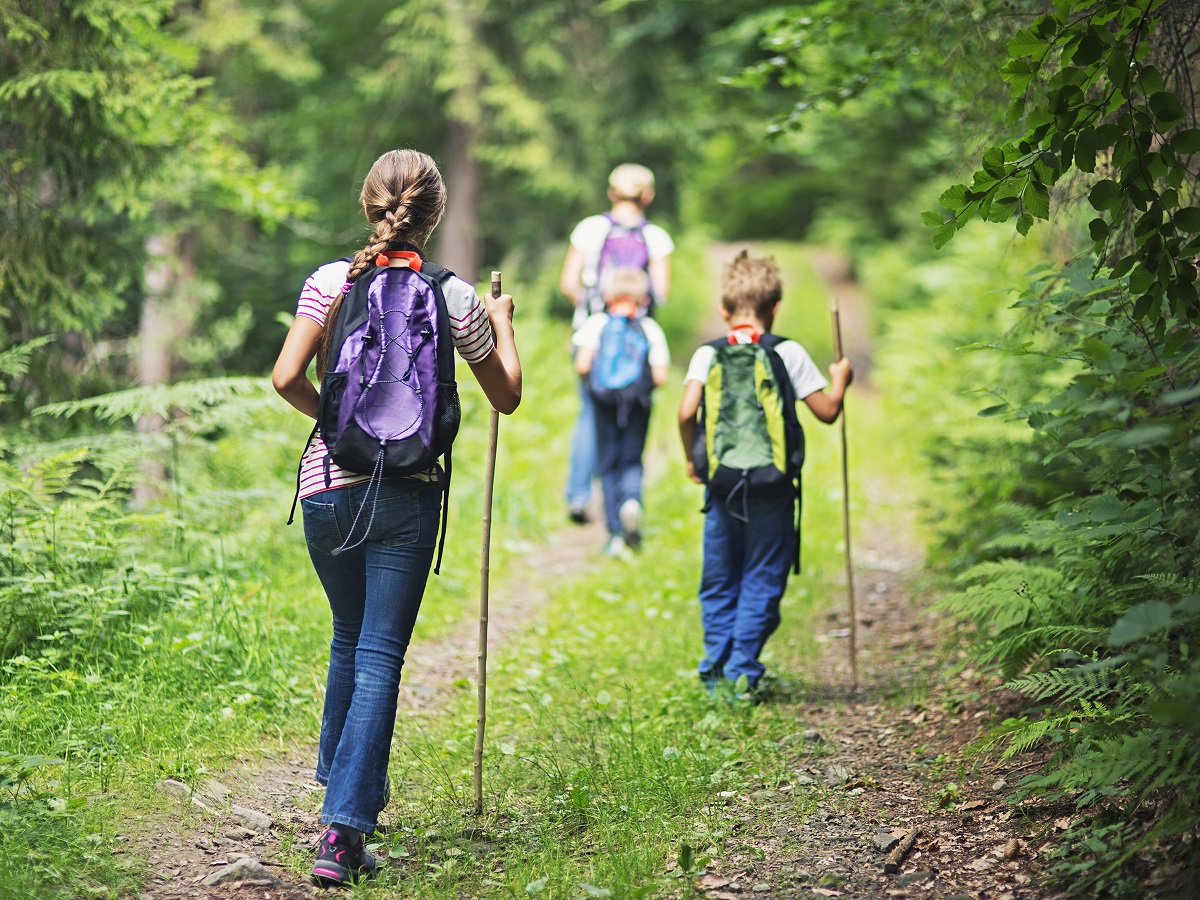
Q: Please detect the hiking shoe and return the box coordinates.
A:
[568,503,589,524]
[311,827,377,887]
[603,535,632,559]
[618,499,642,548]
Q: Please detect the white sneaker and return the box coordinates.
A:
[618,499,642,548]
[603,535,631,559]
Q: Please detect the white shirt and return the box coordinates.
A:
[573,312,671,368]
[684,336,827,400]
[569,214,674,329]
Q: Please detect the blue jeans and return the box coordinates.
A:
[593,401,649,537]
[301,478,442,834]
[566,375,596,509]
[697,490,795,688]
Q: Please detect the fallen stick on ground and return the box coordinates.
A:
[884,828,920,874]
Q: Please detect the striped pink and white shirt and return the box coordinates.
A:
[295,258,495,500]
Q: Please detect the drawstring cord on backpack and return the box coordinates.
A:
[330,445,386,556]
[724,471,751,524]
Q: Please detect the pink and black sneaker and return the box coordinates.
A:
[311,827,377,887]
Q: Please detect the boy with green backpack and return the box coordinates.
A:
[678,250,852,696]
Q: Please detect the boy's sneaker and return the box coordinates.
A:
[603,535,632,559]
[568,503,589,524]
[618,499,642,549]
[312,827,377,887]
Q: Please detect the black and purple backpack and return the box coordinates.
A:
[288,253,461,571]
[585,213,653,315]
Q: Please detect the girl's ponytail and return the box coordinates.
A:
[315,151,446,380]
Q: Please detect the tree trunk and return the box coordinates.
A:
[438,116,481,279]
[435,0,483,280]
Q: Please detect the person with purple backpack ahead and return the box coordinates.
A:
[559,163,674,524]
[272,149,521,887]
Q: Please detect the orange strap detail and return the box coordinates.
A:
[728,324,761,344]
[375,251,422,271]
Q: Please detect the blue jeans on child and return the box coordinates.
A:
[566,375,596,510]
[697,490,795,689]
[593,401,650,537]
[301,477,442,834]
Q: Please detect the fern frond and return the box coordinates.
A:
[34,377,270,424]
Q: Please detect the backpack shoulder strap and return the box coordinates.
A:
[328,264,384,369]
[760,333,804,573]
[413,261,457,382]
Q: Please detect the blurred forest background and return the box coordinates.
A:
[2,0,1199,897]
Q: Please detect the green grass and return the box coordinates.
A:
[0,242,928,899]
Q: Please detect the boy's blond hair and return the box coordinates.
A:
[605,267,650,304]
[608,163,655,202]
[721,250,782,321]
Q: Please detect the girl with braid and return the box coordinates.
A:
[272,149,522,885]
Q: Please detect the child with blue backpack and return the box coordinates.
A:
[272,149,522,886]
[573,267,670,556]
[678,250,851,697]
[559,164,674,524]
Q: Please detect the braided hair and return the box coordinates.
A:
[316,150,447,378]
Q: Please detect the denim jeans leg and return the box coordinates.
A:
[593,403,622,535]
[304,479,441,834]
[566,376,596,508]
[697,498,744,681]
[615,405,649,513]
[724,494,793,688]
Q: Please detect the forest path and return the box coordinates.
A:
[131,247,1047,900]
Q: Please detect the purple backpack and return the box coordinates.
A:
[586,213,653,314]
[289,256,461,570]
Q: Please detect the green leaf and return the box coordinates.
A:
[1007,27,1047,58]
[1112,425,1173,448]
[932,222,957,249]
[1174,207,1200,232]
[1089,218,1110,241]
[1016,214,1034,236]
[526,878,548,895]
[579,885,613,898]
[1109,601,1173,646]
[1149,91,1185,126]
[939,184,969,209]
[1170,128,1200,154]
[977,404,1009,417]
[1089,180,1122,211]
[1022,180,1050,219]
[921,210,944,227]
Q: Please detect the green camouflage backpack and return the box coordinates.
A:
[691,333,806,571]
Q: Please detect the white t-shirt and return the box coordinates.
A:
[294,258,495,500]
[684,335,827,400]
[569,213,674,329]
[573,312,670,368]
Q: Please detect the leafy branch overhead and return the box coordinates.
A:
[928,0,1200,324]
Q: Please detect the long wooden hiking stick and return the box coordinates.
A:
[830,297,859,693]
[473,271,502,816]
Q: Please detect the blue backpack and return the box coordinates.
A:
[588,314,654,424]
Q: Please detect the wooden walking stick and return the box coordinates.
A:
[473,271,502,816]
[831,297,858,693]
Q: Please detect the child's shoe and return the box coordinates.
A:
[568,503,589,525]
[603,535,632,559]
[312,827,377,887]
[618,499,642,549]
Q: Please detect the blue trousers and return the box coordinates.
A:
[697,490,795,688]
[565,375,596,509]
[593,401,650,537]
[301,478,442,834]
